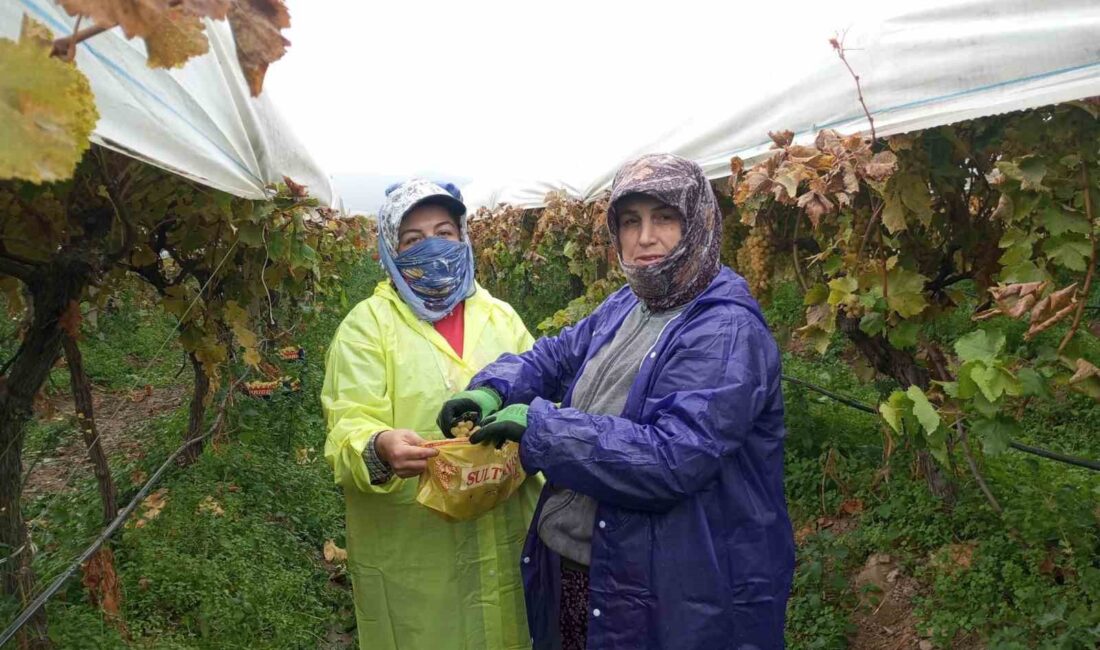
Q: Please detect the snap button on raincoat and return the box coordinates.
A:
[322,280,542,650]
[471,267,795,650]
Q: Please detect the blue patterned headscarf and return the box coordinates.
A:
[376,179,476,322]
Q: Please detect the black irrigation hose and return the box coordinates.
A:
[780,374,1100,472]
[1007,441,1100,471]
[781,374,877,414]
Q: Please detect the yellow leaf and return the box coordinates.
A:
[243,347,262,367]
[323,539,347,564]
[144,7,209,69]
[20,14,53,47]
[0,19,99,182]
[197,495,225,516]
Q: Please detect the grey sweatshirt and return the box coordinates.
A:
[536,302,684,566]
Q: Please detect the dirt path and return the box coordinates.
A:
[23,385,185,500]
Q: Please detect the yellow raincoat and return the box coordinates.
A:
[322,280,541,650]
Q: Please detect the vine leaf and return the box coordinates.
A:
[884,267,928,318]
[878,391,907,434]
[58,0,167,39]
[225,300,261,367]
[0,16,99,182]
[955,329,1006,365]
[1042,233,1091,272]
[144,7,210,69]
[969,364,1017,402]
[971,417,1019,456]
[862,151,898,182]
[1042,205,1090,237]
[228,0,291,96]
[906,386,940,436]
[881,192,906,234]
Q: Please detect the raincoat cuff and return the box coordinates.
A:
[518,397,557,474]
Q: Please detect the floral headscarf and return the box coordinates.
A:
[376,179,475,322]
[607,153,723,311]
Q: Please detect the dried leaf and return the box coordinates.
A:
[228,0,291,96]
[931,542,977,573]
[323,539,347,564]
[983,281,1050,320]
[814,129,843,155]
[283,175,308,197]
[729,156,744,180]
[1027,302,1077,339]
[58,0,167,39]
[797,191,833,228]
[1023,285,1079,340]
[839,498,864,515]
[184,0,231,20]
[81,547,128,636]
[0,19,99,182]
[1048,283,1078,312]
[128,487,169,528]
[295,447,314,465]
[768,130,794,148]
[862,151,898,182]
[197,495,225,516]
[1068,358,1099,384]
[144,7,209,69]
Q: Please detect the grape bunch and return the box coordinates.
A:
[449,413,480,439]
[736,225,775,297]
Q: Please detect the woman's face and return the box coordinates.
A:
[615,195,684,267]
[397,204,460,253]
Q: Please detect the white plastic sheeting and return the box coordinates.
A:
[463,0,1100,210]
[1,0,337,205]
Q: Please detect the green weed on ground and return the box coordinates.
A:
[4,267,1096,649]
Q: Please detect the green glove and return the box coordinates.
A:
[437,387,502,437]
[470,404,528,449]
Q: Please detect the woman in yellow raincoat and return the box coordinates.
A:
[322,179,541,649]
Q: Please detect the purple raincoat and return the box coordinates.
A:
[470,266,794,650]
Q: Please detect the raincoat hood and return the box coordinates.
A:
[607,153,723,311]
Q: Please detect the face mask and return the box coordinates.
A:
[379,235,475,322]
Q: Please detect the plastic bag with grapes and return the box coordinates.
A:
[415,434,526,522]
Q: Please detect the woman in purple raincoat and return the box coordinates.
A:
[437,153,794,650]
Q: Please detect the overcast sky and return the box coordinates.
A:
[264,1,887,211]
